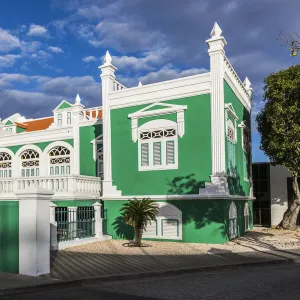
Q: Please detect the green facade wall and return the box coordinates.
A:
[224,80,251,197]
[0,201,19,273]
[103,199,251,244]
[7,139,74,154]
[110,94,211,196]
[79,124,102,176]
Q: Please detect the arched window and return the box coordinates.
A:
[0,152,12,178]
[227,119,236,175]
[67,112,72,125]
[21,149,39,177]
[57,113,63,126]
[229,201,237,239]
[143,202,182,240]
[49,146,71,176]
[138,120,178,171]
[97,146,103,179]
[244,202,250,232]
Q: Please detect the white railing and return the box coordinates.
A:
[83,106,102,120]
[0,175,101,199]
[113,80,127,91]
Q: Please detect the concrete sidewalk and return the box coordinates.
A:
[1,247,299,296]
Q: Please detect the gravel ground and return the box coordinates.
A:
[63,227,300,255]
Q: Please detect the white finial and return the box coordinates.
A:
[210,22,222,38]
[75,94,81,104]
[104,50,112,64]
[243,77,251,89]
[138,81,142,87]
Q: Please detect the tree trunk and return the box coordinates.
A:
[135,228,143,246]
[277,175,300,230]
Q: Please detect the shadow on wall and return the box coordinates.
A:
[112,215,134,240]
[227,166,246,196]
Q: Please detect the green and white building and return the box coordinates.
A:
[0,22,253,273]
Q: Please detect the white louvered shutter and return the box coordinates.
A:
[153,142,161,165]
[143,220,157,238]
[141,143,149,166]
[166,141,175,165]
[162,219,178,238]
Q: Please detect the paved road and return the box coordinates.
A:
[2,263,300,299]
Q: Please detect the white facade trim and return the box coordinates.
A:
[0,127,73,148]
[91,135,103,161]
[109,73,210,110]
[101,194,255,201]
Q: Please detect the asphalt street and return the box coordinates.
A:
[1,263,300,300]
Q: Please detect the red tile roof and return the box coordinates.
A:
[23,117,54,132]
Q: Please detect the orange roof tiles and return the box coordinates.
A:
[23,117,54,132]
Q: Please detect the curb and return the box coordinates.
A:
[0,258,294,297]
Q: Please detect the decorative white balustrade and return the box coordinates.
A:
[0,175,101,199]
[113,80,126,91]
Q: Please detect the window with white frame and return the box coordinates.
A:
[21,149,40,177]
[57,113,63,126]
[67,112,72,125]
[49,146,71,176]
[139,123,177,171]
[143,202,182,240]
[227,119,236,176]
[97,145,103,178]
[242,126,251,181]
[244,202,250,232]
[0,152,12,178]
[229,201,237,239]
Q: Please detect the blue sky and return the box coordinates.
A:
[0,0,299,162]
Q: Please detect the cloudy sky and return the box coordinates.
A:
[0,0,299,161]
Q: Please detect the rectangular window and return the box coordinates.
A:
[67,112,72,125]
[143,220,157,238]
[8,170,11,177]
[141,143,149,166]
[166,141,175,165]
[61,166,65,175]
[243,152,249,179]
[21,169,25,177]
[0,170,3,178]
[228,141,236,173]
[31,169,35,177]
[57,113,62,126]
[4,170,7,177]
[66,165,70,175]
[8,128,12,132]
[55,166,59,175]
[161,219,179,238]
[26,169,30,177]
[153,142,161,165]
[36,168,39,176]
[50,167,54,175]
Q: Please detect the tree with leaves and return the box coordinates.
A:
[256,65,300,230]
[120,198,158,246]
[278,30,300,56]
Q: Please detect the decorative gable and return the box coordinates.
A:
[4,120,14,126]
[53,100,73,111]
[128,102,187,142]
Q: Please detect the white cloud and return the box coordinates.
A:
[139,64,208,84]
[0,28,21,53]
[27,24,49,38]
[0,54,21,68]
[82,56,97,63]
[48,46,64,53]
[0,73,30,87]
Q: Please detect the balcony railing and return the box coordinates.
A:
[0,175,101,199]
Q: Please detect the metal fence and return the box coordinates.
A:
[55,207,96,242]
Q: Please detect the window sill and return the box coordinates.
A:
[139,164,178,172]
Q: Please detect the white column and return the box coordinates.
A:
[93,202,103,238]
[206,22,227,178]
[68,206,78,239]
[99,51,120,196]
[50,202,58,251]
[15,187,54,276]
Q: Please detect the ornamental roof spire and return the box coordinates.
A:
[138,81,143,87]
[104,50,112,64]
[75,93,81,104]
[243,77,251,89]
[210,22,222,38]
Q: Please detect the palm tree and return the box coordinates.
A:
[120,198,158,246]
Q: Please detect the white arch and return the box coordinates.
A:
[139,119,177,131]
[43,141,74,175]
[229,201,237,219]
[15,145,43,177]
[157,202,182,218]
[0,148,14,158]
[244,202,249,216]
